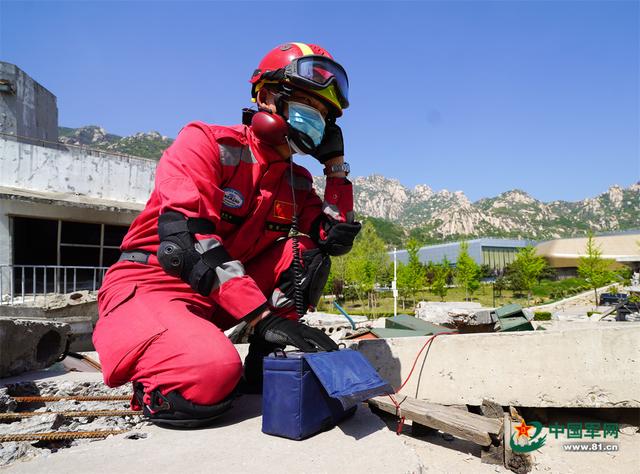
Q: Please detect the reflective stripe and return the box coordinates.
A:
[269,288,293,309]
[241,147,257,164]
[214,260,246,289]
[219,144,241,166]
[193,237,245,290]
[292,42,314,56]
[219,145,256,166]
[322,202,342,220]
[194,237,222,254]
[287,173,312,191]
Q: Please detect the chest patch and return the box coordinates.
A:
[273,200,294,221]
[222,188,244,209]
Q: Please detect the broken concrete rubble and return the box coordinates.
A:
[0,318,70,377]
[415,301,536,333]
[301,311,374,341]
[0,380,143,467]
[1,388,423,473]
[0,292,98,352]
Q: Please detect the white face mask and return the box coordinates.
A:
[286,101,326,148]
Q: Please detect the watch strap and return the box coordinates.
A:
[323,162,350,176]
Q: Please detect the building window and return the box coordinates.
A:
[12,217,128,267]
[482,246,521,271]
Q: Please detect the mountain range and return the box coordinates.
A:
[58,126,639,244]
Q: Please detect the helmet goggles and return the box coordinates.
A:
[284,55,349,109]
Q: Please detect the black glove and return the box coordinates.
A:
[312,123,344,164]
[253,314,339,352]
[318,221,362,256]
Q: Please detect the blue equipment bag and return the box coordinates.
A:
[262,349,393,440]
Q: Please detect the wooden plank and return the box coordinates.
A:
[368,395,502,447]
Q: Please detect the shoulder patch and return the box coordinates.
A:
[219,144,256,166]
[222,188,244,208]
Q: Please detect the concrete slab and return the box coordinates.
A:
[0,318,70,377]
[4,395,424,473]
[301,311,369,327]
[347,324,640,408]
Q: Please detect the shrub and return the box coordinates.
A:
[534,311,552,321]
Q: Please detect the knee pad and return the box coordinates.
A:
[272,248,331,311]
[134,383,235,429]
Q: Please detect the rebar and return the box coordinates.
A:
[0,430,129,442]
[0,410,140,420]
[14,395,131,403]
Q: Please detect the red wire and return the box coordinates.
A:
[396,331,457,393]
[387,331,457,435]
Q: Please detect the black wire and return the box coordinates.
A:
[286,138,306,318]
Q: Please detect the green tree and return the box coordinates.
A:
[360,216,406,247]
[397,238,426,307]
[455,242,481,301]
[344,221,389,315]
[325,254,347,300]
[494,276,507,297]
[578,232,615,307]
[430,256,452,301]
[508,245,548,306]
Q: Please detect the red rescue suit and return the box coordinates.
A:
[93,121,354,407]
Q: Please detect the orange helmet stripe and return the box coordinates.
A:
[291,42,314,56]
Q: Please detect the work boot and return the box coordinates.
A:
[133,383,234,429]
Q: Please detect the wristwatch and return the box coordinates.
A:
[323,162,350,176]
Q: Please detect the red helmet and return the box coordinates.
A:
[250,42,349,116]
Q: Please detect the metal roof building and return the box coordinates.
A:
[393,238,535,270]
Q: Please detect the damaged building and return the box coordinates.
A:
[0,62,154,299]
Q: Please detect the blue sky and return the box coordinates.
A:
[2,0,638,202]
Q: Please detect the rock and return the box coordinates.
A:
[0,413,65,435]
[0,442,38,466]
[0,387,17,412]
[0,318,70,377]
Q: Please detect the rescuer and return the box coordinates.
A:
[93,42,360,427]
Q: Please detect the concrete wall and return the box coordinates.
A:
[0,138,154,287]
[0,138,157,202]
[347,324,640,408]
[0,62,58,142]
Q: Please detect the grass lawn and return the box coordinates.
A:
[316,284,549,317]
